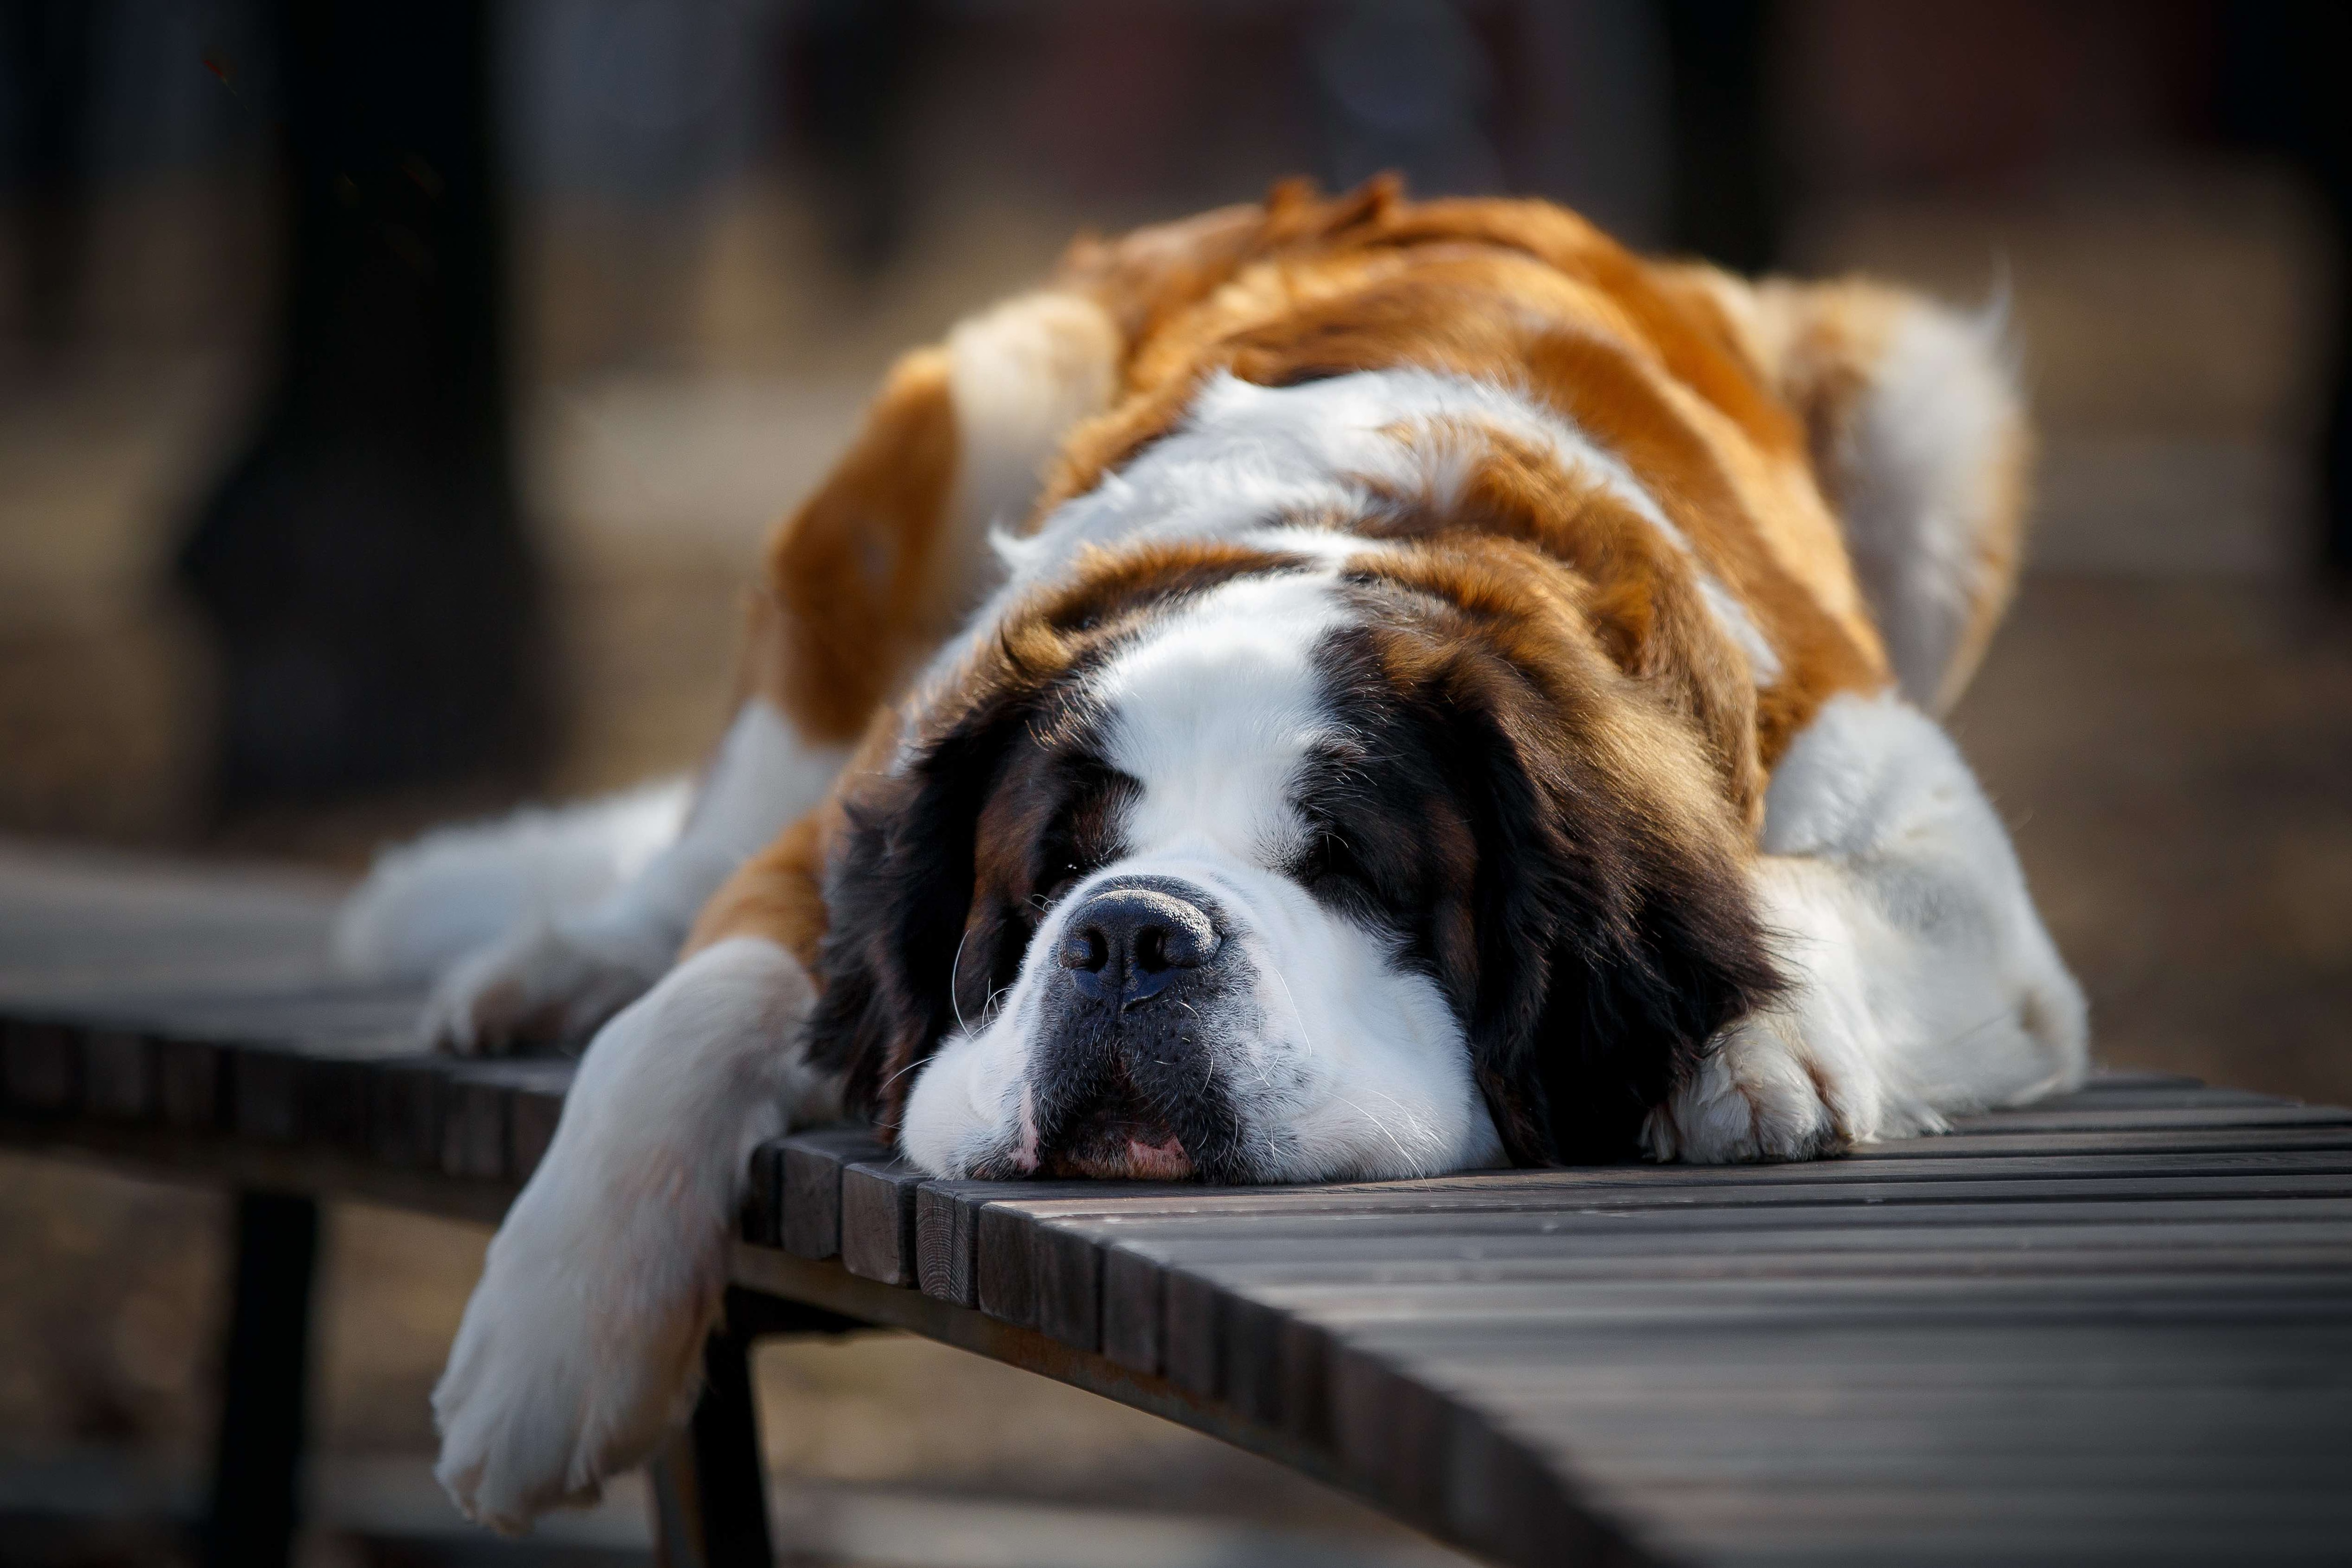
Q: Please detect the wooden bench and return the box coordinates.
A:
[4,839,2350,1567]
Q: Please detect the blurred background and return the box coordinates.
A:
[1,0,2348,1563]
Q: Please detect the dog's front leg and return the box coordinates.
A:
[430,935,835,1531]
[424,699,843,1054]
[1645,690,2088,1162]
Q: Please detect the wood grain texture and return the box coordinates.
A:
[840,1157,925,1285]
[778,1126,891,1259]
[916,1180,1112,1306]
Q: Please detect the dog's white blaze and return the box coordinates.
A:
[1096,570,1344,860]
[901,570,1504,1182]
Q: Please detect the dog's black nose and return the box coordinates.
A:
[1057,885,1220,1008]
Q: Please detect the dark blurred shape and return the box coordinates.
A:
[1310,0,1502,197]
[177,0,546,808]
[1502,1,1671,246]
[0,0,95,359]
[201,1191,316,1568]
[2219,0,2352,576]
[782,0,927,274]
[1661,0,1779,271]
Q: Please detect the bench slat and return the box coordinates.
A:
[839,1157,926,1286]
[775,1126,892,1260]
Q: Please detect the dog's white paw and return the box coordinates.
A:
[1642,1010,1862,1164]
[430,1172,720,1531]
[423,919,671,1055]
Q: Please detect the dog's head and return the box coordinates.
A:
[805,477,1781,1182]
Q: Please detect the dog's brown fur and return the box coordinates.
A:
[686,179,2023,1051]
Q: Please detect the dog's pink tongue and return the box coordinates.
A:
[1123,1133,1192,1179]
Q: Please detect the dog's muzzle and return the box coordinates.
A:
[1030,876,1238,1179]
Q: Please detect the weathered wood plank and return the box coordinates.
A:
[1101,1244,1167,1376]
[1226,1271,2352,1341]
[1849,1124,2352,1158]
[1146,1240,2352,1297]
[0,847,340,1006]
[949,1147,2352,1233]
[778,1126,891,1260]
[975,1203,1103,1349]
[1064,1200,2352,1387]
[839,1157,926,1286]
[2017,1086,2263,1110]
[1243,1265,2344,1445]
[975,1203,1040,1330]
[1222,1289,1292,1427]
[1597,1478,2352,1565]
[901,1164,2352,1250]
[79,1028,151,1121]
[1472,1384,2352,1442]
[222,1020,420,1146]
[1327,1341,1451,1527]
[1941,1104,2351,1133]
[444,1058,571,1186]
[1329,1316,2352,1382]
[968,1174,2352,1434]
[914,1179,1137,1307]
[153,1034,221,1131]
[0,1019,75,1114]
[962,1183,1203,1345]
[438,1070,509,1181]
[1052,1193,2352,1250]
[227,1042,300,1143]
[1059,1221,2352,1292]
[368,1058,446,1170]
[1483,1385,2352,1442]
[1163,1267,1221,1400]
[509,1082,564,1180]
[2060,1070,2207,1092]
[745,1140,785,1247]
[914,1182,987,1305]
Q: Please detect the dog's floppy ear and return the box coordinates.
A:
[1435,649,1783,1164]
[804,692,1033,1130]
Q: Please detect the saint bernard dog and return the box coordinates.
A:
[336,179,2087,1530]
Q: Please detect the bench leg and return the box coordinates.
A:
[652,1321,771,1568]
[652,1287,864,1568]
[202,1189,319,1568]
